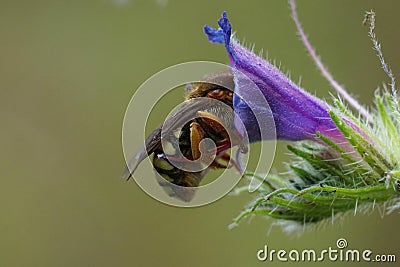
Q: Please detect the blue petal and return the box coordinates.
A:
[204,12,235,58]
[217,11,231,47]
[203,26,225,44]
[204,12,342,143]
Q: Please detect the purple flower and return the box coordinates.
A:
[204,12,345,143]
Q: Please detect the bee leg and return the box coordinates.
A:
[197,111,248,154]
[189,121,205,160]
[197,110,226,133]
[210,159,229,169]
[211,152,242,173]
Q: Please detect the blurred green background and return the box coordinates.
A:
[1,0,399,266]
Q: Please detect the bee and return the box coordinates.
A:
[123,70,247,201]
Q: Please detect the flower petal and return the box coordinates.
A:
[204,12,341,142]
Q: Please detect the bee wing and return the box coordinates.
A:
[122,98,216,180]
[162,98,216,131]
[121,126,161,180]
